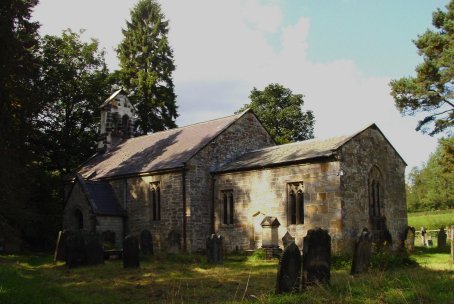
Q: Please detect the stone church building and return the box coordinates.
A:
[64,90,407,253]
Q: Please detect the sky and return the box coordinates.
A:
[32,0,450,172]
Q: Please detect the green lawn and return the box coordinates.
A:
[408,209,454,230]
[0,248,453,304]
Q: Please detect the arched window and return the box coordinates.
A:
[221,190,234,225]
[150,182,161,221]
[369,166,384,218]
[288,182,304,225]
[74,209,83,230]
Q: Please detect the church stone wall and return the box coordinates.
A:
[186,112,275,252]
[213,161,343,253]
[96,216,124,247]
[339,127,407,253]
[112,171,184,252]
[63,183,97,232]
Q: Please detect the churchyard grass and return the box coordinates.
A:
[0,247,452,304]
[408,209,454,230]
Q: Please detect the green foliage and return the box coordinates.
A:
[389,1,454,135]
[237,84,315,144]
[408,209,454,230]
[37,29,111,175]
[406,138,454,211]
[369,252,417,271]
[117,0,178,134]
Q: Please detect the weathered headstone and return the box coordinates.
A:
[302,228,331,285]
[282,232,295,249]
[167,230,181,253]
[421,227,426,246]
[140,229,153,255]
[101,230,116,248]
[351,228,372,274]
[54,230,72,262]
[275,242,301,294]
[65,232,86,268]
[206,234,224,263]
[404,226,416,252]
[84,234,104,265]
[123,235,140,268]
[437,227,447,249]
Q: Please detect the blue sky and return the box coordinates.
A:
[33,0,450,171]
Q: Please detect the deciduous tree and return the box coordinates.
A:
[236,84,315,144]
[389,1,454,136]
[117,0,178,134]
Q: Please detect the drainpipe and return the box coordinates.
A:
[182,163,187,252]
[210,173,216,234]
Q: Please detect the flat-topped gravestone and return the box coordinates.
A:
[140,229,153,255]
[123,235,140,268]
[351,228,372,275]
[85,234,104,265]
[282,232,295,249]
[404,226,416,252]
[302,228,331,285]
[437,227,447,249]
[167,230,181,253]
[206,234,224,263]
[65,232,86,268]
[275,242,301,294]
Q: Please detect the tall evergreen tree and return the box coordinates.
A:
[389,1,454,136]
[236,84,315,144]
[0,0,41,235]
[117,0,178,134]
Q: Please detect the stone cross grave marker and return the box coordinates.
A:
[123,235,140,268]
[404,226,416,252]
[167,230,181,253]
[206,234,224,263]
[275,242,301,294]
[437,227,447,249]
[351,228,372,275]
[140,229,153,255]
[302,228,331,285]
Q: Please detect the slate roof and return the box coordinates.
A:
[78,110,249,180]
[76,174,125,216]
[215,123,406,173]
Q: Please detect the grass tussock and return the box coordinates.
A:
[0,246,453,304]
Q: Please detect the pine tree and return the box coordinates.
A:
[117,0,178,134]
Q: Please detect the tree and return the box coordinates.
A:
[406,137,454,211]
[389,1,454,136]
[36,29,111,175]
[117,0,178,134]
[0,0,41,240]
[236,84,315,144]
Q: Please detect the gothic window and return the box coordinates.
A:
[221,190,234,225]
[150,182,161,221]
[288,182,304,225]
[368,166,384,217]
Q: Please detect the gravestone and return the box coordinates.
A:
[101,230,116,248]
[275,242,301,294]
[84,234,104,265]
[282,232,295,249]
[167,230,181,253]
[420,227,426,246]
[302,228,331,285]
[206,234,224,263]
[65,232,86,268]
[404,226,416,252]
[351,228,372,274]
[54,230,72,262]
[437,227,447,249]
[140,229,153,255]
[123,235,140,268]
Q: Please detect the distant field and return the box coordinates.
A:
[408,209,454,230]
